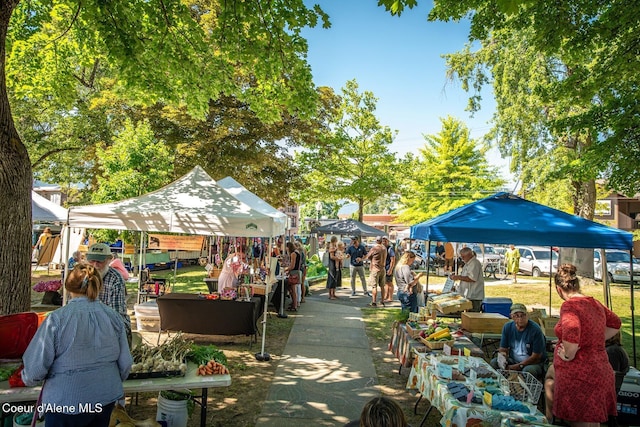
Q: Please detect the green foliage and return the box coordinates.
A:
[187,344,227,366]
[398,116,505,224]
[93,119,174,203]
[425,0,640,211]
[294,79,399,221]
[0,0,332,315]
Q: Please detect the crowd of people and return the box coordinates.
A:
[21,233,631,426]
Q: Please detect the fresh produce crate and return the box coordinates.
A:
[420,338,454,350]
[405,322,428,339]
[498,369,543,404]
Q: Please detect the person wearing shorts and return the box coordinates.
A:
[363,236,387,307]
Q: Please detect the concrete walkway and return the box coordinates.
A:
[255,286,383,426]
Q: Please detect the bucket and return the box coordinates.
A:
[156,392,189,427]
[13,413,44,427]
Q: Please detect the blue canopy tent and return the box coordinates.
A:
[410,192,636,363]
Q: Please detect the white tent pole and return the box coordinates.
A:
[255,236,272,361]
[62,211,72,305]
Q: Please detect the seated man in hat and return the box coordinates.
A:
[86,242,132,345]
[490,303,547,379]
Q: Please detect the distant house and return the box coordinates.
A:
[594,192,640,252]
[594,193,640,232]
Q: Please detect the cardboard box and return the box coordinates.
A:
[538,316,560,336]
[461,312,510,334]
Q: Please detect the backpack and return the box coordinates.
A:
[322,250,330,268]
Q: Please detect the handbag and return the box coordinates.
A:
[287,272,300,286]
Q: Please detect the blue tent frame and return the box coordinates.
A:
[410,192,636,365]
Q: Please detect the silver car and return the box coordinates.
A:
[594,249,640,283]
[516,246,558,277]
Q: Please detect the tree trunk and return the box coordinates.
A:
[0,1,33,315]
[572,179,596,220]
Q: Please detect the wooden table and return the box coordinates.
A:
[0,363,230,427]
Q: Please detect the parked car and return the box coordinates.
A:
[594,249,640,283]
[516,246,558,277]
[468,244,502,268]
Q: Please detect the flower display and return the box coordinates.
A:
[32,280,62,293]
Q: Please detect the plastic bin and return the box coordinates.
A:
[134,300,160,331]
[482,297,513,318]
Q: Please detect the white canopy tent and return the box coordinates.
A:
[67,166,284,361]
[32,191,84,269]
[68,166,286,237]
[32,191,67,222]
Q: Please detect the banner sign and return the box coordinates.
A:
[148,234,205,251]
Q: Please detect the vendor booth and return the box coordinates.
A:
[67,166,287,352]
[410,192,636,361]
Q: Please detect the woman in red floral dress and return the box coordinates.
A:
[553,263,621,427]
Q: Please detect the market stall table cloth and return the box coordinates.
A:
[406,353,548,427]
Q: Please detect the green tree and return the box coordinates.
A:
[93,119,174,203]
[294,79,398,221]
[0,0,328,315]
[377,0,640,215]
[398,116,504,224]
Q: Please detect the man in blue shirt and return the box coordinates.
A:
[345,236,369,296]
[490,303,547,379]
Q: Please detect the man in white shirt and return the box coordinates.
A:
[450,247,484,312]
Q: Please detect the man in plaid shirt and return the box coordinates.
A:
[86,243,132,345]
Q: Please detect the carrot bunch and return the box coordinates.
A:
[197,359,229,376]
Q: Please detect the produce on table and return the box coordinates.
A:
[416,321,453,341]
[187,344,227,366]
[129,333,190,375]
[197,360,229,376]
[187,344,229,375]
[0,366,16,381]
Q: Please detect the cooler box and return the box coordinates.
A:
[617,366,640,426]
[482,297,513,318]
[134,300,160,331]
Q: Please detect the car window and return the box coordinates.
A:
[484,246,497,254]
[519,249,531,258]
[606,251,630,263]
[594,251,601,261]
[532,250,558,260]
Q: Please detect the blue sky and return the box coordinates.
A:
[301,0,514,184]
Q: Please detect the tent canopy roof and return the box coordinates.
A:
[314,219,385,237]
[410,192,633,250]
[32,191,67,223]
[68,166,286,237]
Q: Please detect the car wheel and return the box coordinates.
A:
[607,272,615,283]
[532,267,541,277]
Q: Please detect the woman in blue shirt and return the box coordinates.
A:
[22,263,133,426]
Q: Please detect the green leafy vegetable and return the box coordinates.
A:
[187,344,227,366]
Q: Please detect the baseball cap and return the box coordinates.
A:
[375,236,384,243]
[381,235,389,241]
[86,243,113,261]
[510,303,527,315]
